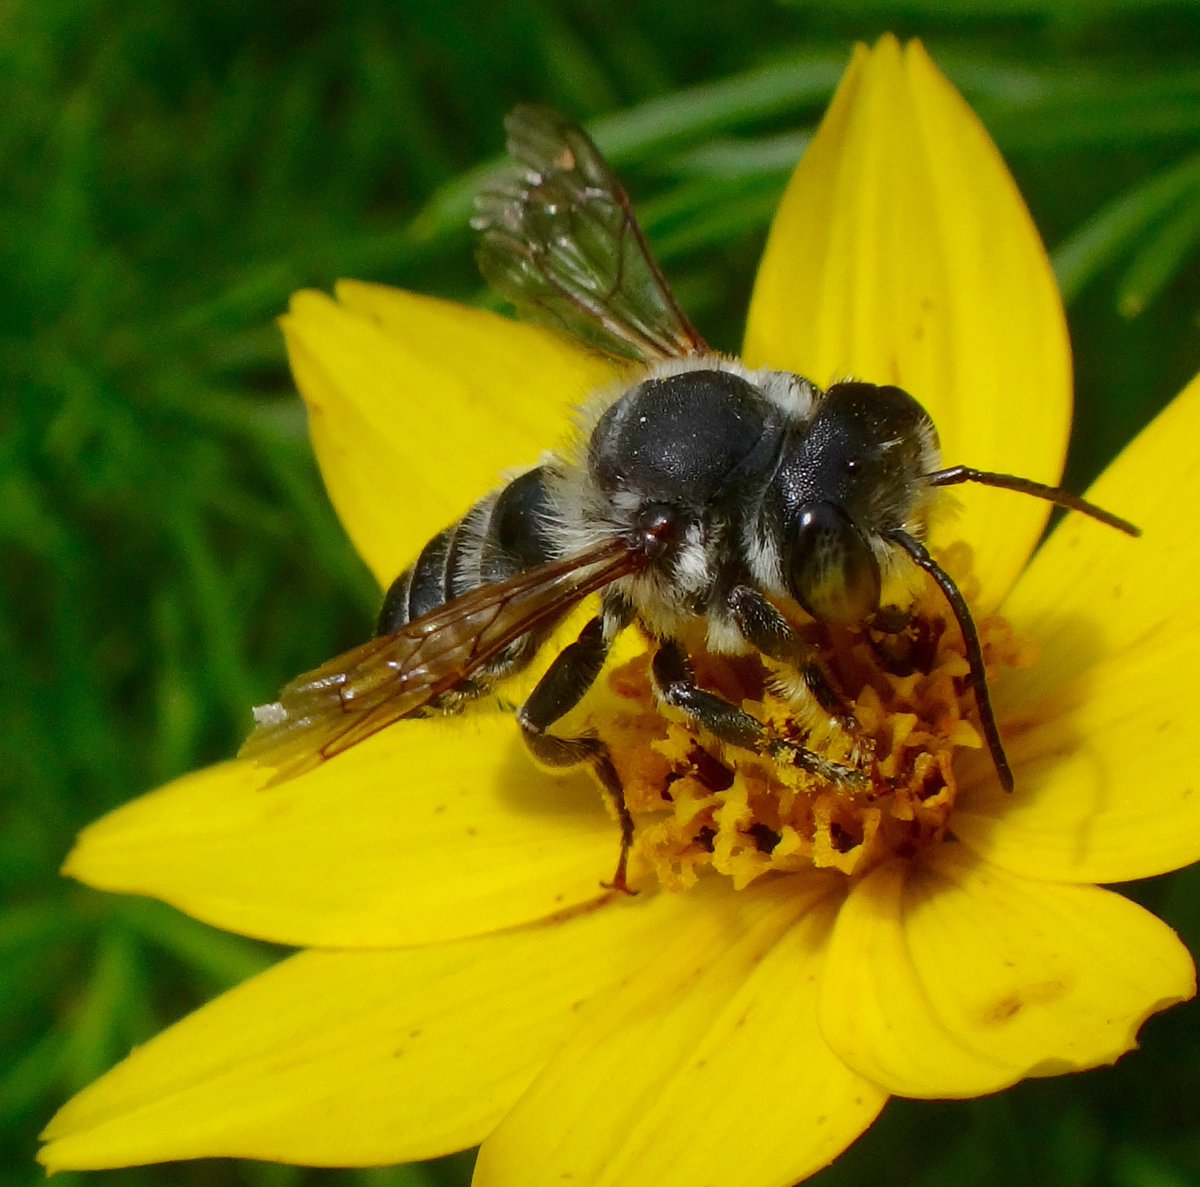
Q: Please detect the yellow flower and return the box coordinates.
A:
[41,37,1200,1187]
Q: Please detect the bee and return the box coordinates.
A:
[242,106,1138,888]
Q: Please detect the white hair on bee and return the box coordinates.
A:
[252,701,287,727]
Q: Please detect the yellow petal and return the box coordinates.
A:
[40,891,692,1171]
[820,847,1194,1099]
[64,715,622,947]
[745,37,1071,608]
[283,282,620,585]
[476,876,886,1187]
[956,373,1200,881]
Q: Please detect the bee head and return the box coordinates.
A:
[773,381,938,624]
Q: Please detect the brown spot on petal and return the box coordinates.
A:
[982,980,1068,1026]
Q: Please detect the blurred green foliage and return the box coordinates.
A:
[3,2,1199,1186]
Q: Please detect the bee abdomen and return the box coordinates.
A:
[375,466,560,643]
[374,526,457,634]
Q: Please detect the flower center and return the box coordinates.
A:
[591,545,1037,891]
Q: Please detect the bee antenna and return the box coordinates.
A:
[926,466,1140,537]
[886,529,1014,793]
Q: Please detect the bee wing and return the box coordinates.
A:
[239,538,644,785]
[474,104,709,364]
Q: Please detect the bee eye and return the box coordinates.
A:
[788,503,881,624]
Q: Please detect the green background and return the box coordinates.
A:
[4,1,1199,1185]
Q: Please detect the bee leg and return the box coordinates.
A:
[871,603,915,634]
[866,603,933,677]
[651,639,868,789]
[727,584,864,745]
[517,602,636,892]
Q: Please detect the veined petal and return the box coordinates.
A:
[476,877,886,1187]
[282,283,619,585]
[821,847,1194,1099]
[64,715,621,947]
[745,37,1071,608]
[956,373,1200,882]
[40,891,693,1171]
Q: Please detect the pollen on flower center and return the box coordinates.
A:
[592,545,1038,892]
